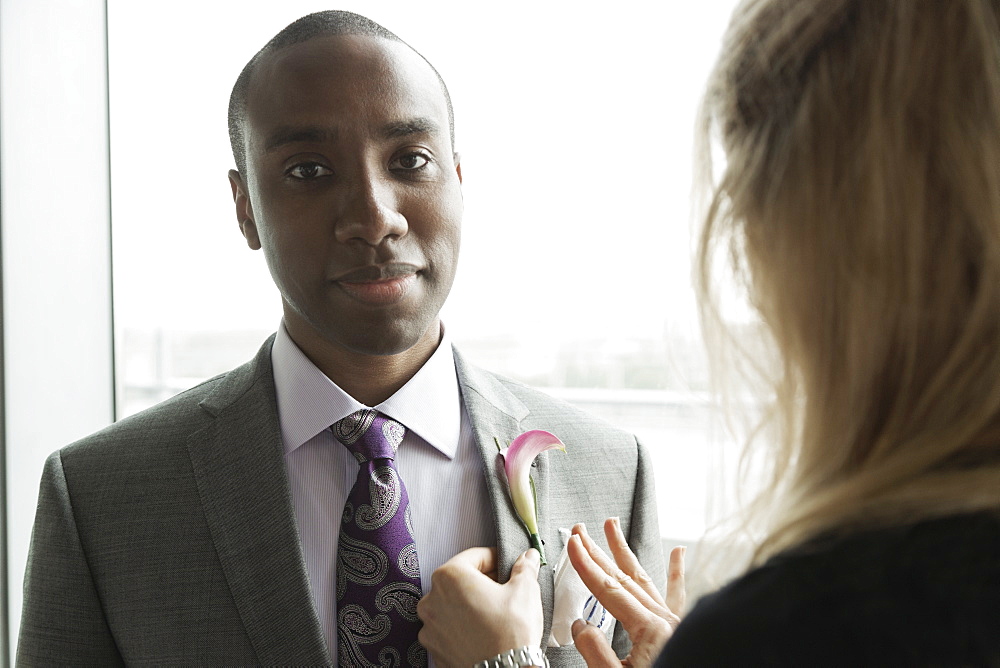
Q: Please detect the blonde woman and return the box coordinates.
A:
[417,0,1000,665]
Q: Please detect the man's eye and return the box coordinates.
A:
[390,152,430,171]
[286,163,332,179]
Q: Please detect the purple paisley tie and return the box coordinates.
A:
[334,409,426,667]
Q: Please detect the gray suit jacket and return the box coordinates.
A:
[17,338,665,666]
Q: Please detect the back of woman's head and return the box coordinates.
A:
[699,0,1000,561]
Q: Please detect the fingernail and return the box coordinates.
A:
[571,618,592,638]
[525,548,540,565]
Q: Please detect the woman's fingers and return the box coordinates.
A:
[569,519,684,667]
[571,619,620,667]
[448,546,499,579]
[508,549,541,597]
[603,517,667,606]
[567,533,657,631]
[417,547,543,665]
[573,523,663,614]
[665,545,686,618]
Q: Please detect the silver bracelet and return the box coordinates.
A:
[472,645,549,668]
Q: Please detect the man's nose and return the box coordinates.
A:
[335,173,408,245]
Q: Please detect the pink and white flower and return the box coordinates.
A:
[500,430,566,565]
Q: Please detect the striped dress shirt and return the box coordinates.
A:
[272,322,495,663]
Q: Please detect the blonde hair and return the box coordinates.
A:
[698,0,1000,565]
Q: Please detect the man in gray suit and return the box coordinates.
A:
[17,11,664,666]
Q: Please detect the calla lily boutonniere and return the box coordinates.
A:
[499,430,566,565]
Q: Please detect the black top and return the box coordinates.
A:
[657,512,1000,667]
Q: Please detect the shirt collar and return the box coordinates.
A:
[271,321,461,460]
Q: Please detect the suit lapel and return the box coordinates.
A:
[453,348,557,646]
[187,339,331,665]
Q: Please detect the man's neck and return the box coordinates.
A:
[284,320,442,407]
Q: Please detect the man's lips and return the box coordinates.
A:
[332,263,420,305]
[332,262,420,282]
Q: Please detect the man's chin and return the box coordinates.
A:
[329,321,442,358]
[283,297,444,360]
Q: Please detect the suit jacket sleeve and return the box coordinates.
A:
[611,436,667,657]
[17,452,125,666]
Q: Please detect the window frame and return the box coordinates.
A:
[0,0,116,660]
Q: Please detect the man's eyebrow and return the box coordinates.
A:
[263,126,338,153]
[262,119,439,154]
[381,118,439,140]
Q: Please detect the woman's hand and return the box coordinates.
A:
[417,547,544,668]
[568,518,686,667]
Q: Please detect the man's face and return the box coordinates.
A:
[231,34,462,357]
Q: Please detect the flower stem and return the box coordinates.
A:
[529,532,547,565]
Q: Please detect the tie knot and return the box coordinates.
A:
[332,409,405,463]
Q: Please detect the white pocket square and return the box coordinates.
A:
[547,528,616,647]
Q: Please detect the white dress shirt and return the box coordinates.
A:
[272,322,495,662]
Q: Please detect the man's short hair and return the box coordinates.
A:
[227,10,455,176]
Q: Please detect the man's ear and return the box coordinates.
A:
[228,169,261,250]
